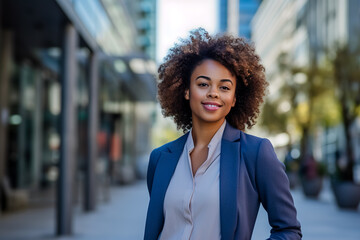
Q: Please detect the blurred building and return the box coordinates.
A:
[219,0,262,39]
[252,0,360,104]
[122,0,157,60]
[251,0,360,163]
[251,0,299,100]
[0,0,157,235]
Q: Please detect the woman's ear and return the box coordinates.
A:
[185,89,190,100]
[232,96,236,107]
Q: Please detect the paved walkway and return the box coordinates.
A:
[0,181,148,240]
[252,179,360,240]
[0,179,359,240]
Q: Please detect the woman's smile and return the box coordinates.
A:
[202,101,223,111]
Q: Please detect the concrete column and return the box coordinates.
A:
[134,103,154,179]
[0,31,13,215]
[56,24,78,236]
[227,0,239,35]
[0,0,2,54]
[18,62,31,188]
[31,70,43,189]
[84,51,99,211]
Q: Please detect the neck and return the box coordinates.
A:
[191,119,225,147]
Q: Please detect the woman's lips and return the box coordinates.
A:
[202,103,222,111]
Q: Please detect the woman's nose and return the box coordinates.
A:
[207,87,219,98]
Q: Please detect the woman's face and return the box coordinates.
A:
[185,59,236,126]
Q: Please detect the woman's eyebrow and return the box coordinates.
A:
[195,75,211,81]
[220,79,234,85]
[195,75,234,85]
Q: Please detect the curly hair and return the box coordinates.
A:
[158,28,268,132]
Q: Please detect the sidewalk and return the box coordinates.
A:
[0,181,149,240]
[252,179,360,240]
[0,179,360,240]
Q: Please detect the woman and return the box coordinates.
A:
[144,28,302,240]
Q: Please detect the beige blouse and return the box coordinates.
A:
[159,120,226,240]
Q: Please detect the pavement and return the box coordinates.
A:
[0,179,360,240]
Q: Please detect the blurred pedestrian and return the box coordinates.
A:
[144,28,302,240]
[299,154,318,180]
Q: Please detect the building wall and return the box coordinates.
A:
[239,0,261,39]
[251,0,360,164]
[251,0,300,99]
[252,0,358,110]
[0,0,157,218]
[219,0,261,39]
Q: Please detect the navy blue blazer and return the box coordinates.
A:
[144,123,302,240]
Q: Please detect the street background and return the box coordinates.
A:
[1,0,360,239]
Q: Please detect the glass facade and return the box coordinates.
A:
[1,58,62,191]
[0,0,157,220]
[219,0,228,32]
[218,0,261,39]
[239,0,261,39]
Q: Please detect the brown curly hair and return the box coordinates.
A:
[158,28,268,132]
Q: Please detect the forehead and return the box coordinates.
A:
[191,59,234,80]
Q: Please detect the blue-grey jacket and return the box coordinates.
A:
[144,123,302,240]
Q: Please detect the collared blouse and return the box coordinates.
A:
[159,120,226,240]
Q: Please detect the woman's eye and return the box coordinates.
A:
[198,83,208,87]
[220,86,230,91]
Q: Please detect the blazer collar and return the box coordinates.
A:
[146,132,189,240]
[163,131,189,154]
[149,132,189,220]
[220,123,241,239]
[222,122,241,142]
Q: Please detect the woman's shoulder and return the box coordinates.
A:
[239,131,279,166]
[240,131,272,148]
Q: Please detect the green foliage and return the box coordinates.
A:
[260,43,359,182]
[330,44,360,123]
[260,51,340,141]
[328,44,360,181]
[312,89,342,127]
[260,100,288,134]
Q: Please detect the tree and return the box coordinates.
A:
[330,44,360,181]
[271,53,337,162]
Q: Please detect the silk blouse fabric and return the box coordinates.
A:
[144,123,302,240]
[159,120,226,240]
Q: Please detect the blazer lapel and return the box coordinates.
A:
[148,132,189,238]
[220,123,241,240]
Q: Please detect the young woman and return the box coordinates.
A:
[144,29,302,240]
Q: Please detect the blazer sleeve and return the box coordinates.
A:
[146,149,161,196]
[255,139,302,240]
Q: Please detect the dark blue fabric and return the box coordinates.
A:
[144,123,302,240]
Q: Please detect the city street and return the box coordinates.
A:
[1,1,360,240]
[0,179,360,240]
